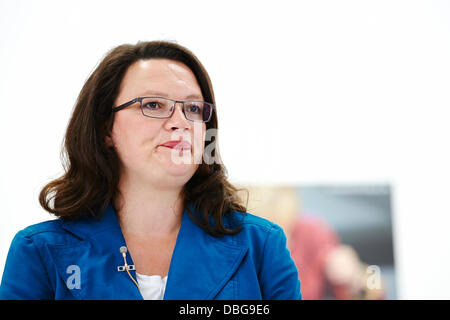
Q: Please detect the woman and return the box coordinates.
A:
[0,41,302,300]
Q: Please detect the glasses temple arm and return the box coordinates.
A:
[112,98,141,112]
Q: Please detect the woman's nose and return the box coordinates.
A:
[166,102,191,131]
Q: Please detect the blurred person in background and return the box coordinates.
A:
[241,185,385,300]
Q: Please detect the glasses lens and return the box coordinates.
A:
[141,97,213,122]
[184,101,213,122]
[141,97,172,118]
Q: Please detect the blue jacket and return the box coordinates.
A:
[0,203,302,300]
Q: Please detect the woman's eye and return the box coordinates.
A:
[144,102,160,109]
[188,104,201,113]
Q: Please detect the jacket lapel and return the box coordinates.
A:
[164,205,249,300]
[48,205,143,300]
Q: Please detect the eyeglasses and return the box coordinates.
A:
[112,96,214,123]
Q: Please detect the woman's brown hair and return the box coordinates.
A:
[39,40,248,237]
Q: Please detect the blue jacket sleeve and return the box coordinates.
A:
[259,224,302,300]
[0,230,53,299]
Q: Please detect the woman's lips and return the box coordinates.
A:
[160,140,191,150]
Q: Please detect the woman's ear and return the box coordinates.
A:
[105,135,114,147]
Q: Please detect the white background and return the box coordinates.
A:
[1,0,449,299]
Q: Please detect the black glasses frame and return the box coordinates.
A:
[112,96,215,123]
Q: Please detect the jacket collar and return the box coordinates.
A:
[52,202,248,299]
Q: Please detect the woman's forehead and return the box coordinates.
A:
[119,59,202,96]
[115,59,203,103]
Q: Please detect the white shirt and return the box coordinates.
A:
[136,273,168,300]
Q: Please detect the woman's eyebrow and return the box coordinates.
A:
[139,90,203,100]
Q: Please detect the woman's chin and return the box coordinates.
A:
[155,149,194,172]
[164,162,198,178]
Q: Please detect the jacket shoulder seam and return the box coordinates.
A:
[20,228,67,239]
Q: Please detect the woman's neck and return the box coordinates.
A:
[114,177,184,238]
